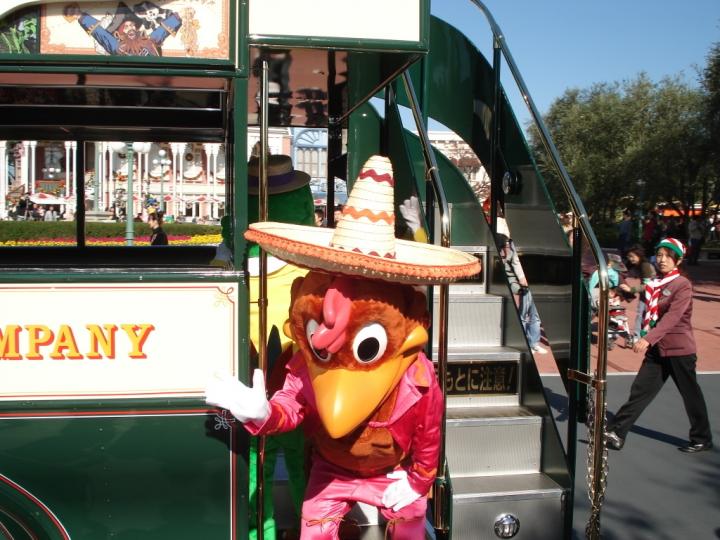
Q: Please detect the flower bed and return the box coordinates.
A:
[0,233,222,247]
[0,221,221,246]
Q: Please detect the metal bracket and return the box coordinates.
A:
[568,369,606,390]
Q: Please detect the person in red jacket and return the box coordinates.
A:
[605,238,712,453]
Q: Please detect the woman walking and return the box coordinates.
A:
[605,238,712,453]
[619,245,656,345]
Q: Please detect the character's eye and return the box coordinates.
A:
[352,323,388,364]
[305,319,331,363]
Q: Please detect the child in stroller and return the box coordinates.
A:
[588,253,634,349]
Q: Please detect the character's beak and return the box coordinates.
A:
[308,325,428,439]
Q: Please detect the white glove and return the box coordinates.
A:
[399,196,423,233]
[210,243,234,270]
[205,369,270,424]
[381,470,422,512]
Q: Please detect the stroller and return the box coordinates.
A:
[589,251,633,350]
[607,292,632,350]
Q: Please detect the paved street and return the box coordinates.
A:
[544,372,720,540]
[538,260,720,539]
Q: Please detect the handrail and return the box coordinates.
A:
[401,70,453,534]
[255,59,270,540]
[467,2,611,538]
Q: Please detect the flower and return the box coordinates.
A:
[0,234,222,247]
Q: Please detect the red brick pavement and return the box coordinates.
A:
[534,261,720,374]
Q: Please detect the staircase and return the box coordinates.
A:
[433,246,566,540]
[344,10,579,538]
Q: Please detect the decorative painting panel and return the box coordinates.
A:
[37,1,229,59]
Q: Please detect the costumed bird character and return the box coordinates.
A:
[214,154,315,539]
[206,156,480,539]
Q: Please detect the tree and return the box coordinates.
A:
[636,77,712,222]
[702,42,720,213]
[529,72,716,227]
[529,78,651,223]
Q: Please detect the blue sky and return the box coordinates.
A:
[431,0,720,128]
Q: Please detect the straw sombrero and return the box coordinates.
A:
[245,155,481,285]
[248,154,311,195]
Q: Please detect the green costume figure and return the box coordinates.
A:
[210,215,235,269]
[245,155,315,540]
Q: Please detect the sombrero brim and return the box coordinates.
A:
[245,222,481,285]
[248,170,311,195]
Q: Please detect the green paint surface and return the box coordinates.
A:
[0,414,246,539]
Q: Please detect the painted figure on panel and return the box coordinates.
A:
[63,1,181,57]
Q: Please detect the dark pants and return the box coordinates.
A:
[688,238,703,265]
[608,347,712,444]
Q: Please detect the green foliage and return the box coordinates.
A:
[0,221,75,242]
[702,42,720,207]
[0,9,38,54]
[703,42,720,138]
[0,221,220,243]
[587,223,620,249]
[529,71,718,227]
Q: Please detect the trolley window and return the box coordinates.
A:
[0,74,230,268]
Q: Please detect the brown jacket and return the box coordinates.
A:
[644,275,695,356]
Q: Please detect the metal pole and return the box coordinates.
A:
[636,179,645,242]
[469,4,612,536]
[326,51,338,226]
[94,142,100,212]
[401,70,452,533]
[125,144,134,246]
[160,166,165,213]
[254,60,271,540]
[564,217,582,538]
[0,141,6,220]
[489,36,502,232]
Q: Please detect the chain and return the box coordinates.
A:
[584,375,609,539]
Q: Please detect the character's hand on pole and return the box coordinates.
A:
[382,470,422,512]
[399,195,428,243]
[205,369,270,423]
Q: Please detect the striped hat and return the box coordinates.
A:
[656,237,686,259]
[244,155,481,284]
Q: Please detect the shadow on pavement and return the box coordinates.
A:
[626,424,687,448]
[544,373,720,539]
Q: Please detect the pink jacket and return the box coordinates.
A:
[644,275,696,356]
[246,351,443,495]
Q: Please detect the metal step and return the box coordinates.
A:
[435,346,525,408]
[446,407,541,476]
[447,393,519,408]
[450,473,565,540]
[435,344,525,363]
[432,292,504,347]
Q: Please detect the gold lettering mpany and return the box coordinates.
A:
[0,324,155,360]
